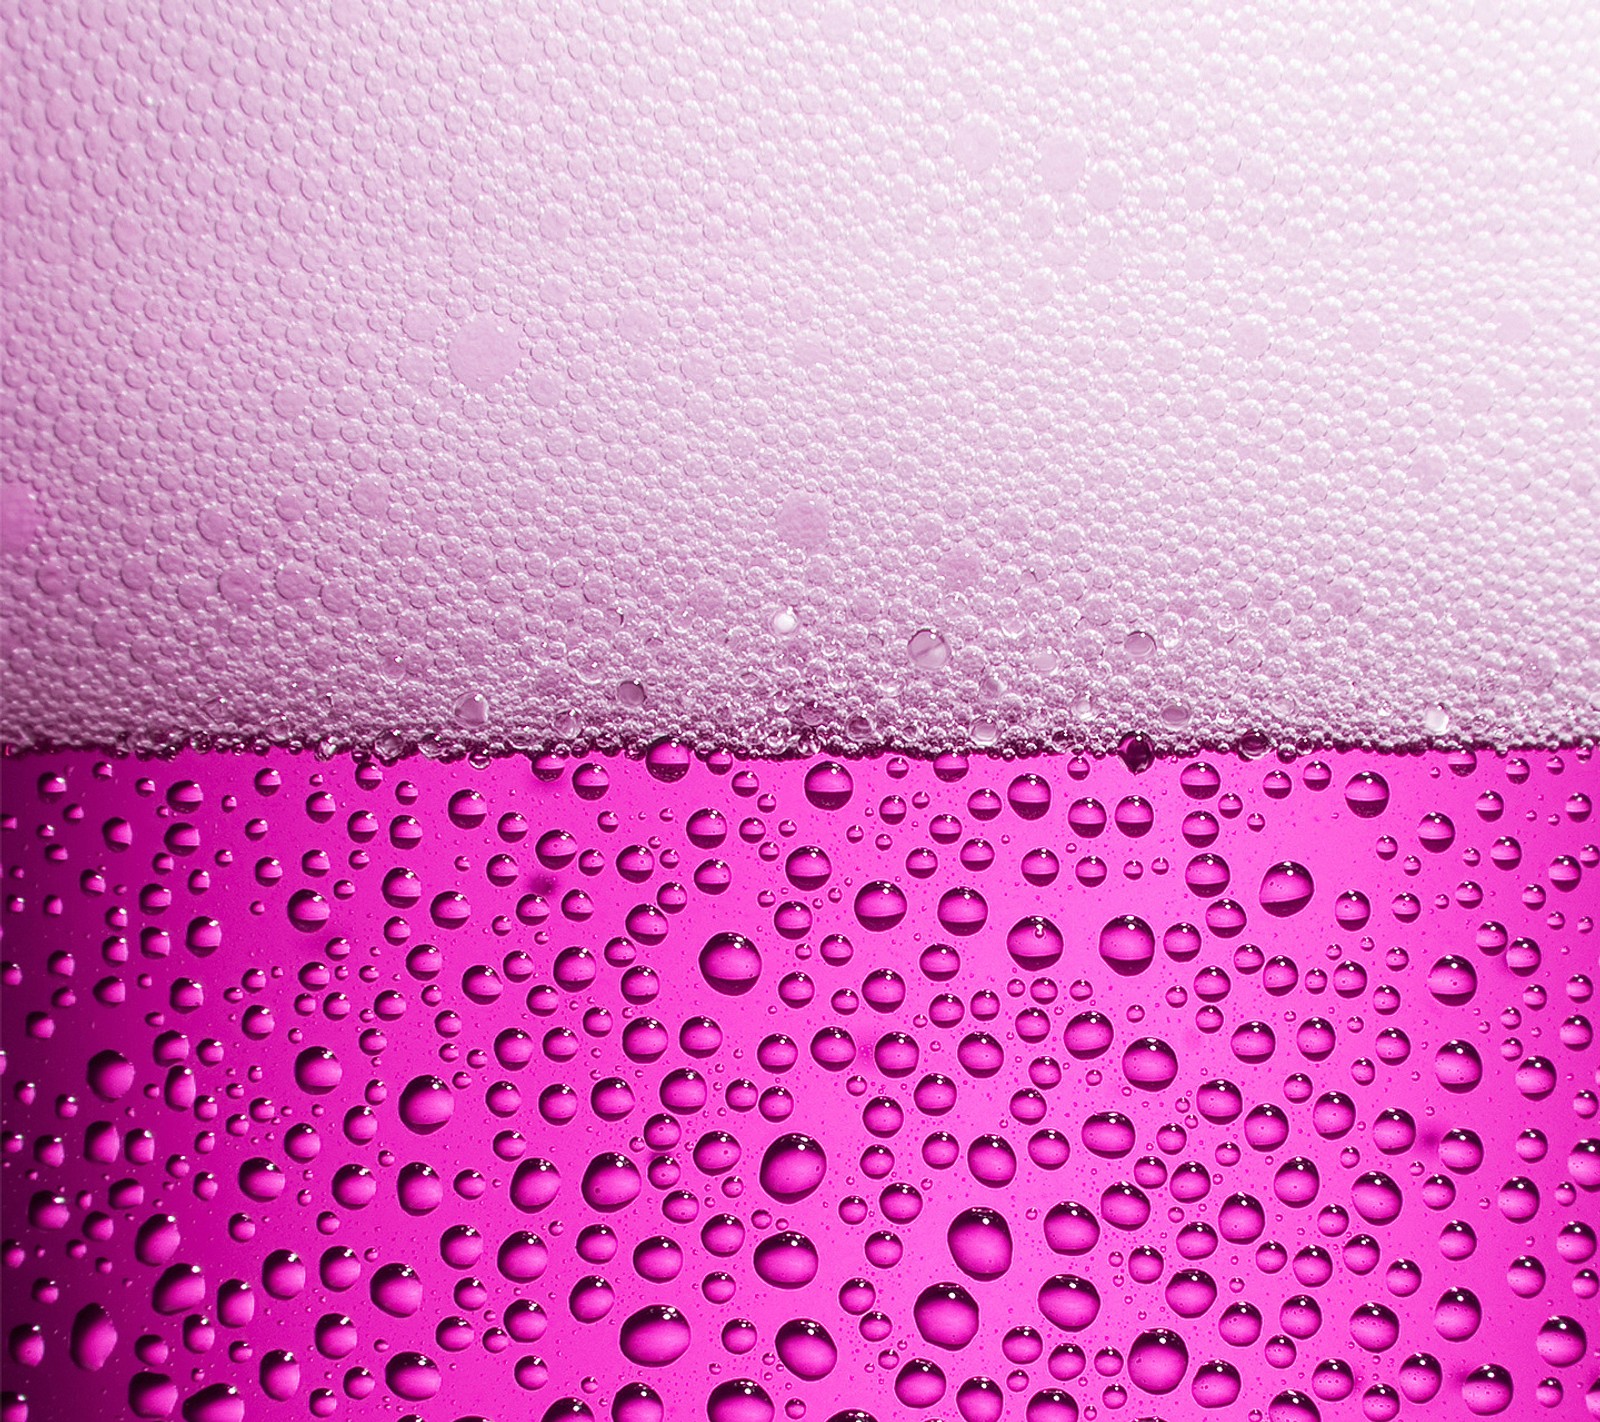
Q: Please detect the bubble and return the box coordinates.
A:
[1043,1201,1100,1256]
[258,1350,301,1402]
[1081,1111,1136,1158]
[1231,1021,1276,1063]
[1023,1389,1080,1422]
[967,1134,1018,1187]
[1273,1157,1321,1208]
[956,1375,1005,1422]
[86,1049,136,1102]
[293,1046,342,1095]
[1165,1269,1217,1317]
[363,1261,422,1318]
[238,1159,286,1203]
[957,1032,1004,1078]
[287,889,331,932]
[1007,774,1052,820]
[1397,1354,1443,1403]
[1067,798,1107,837]
[1417,812,1456,851]
[499,1231,550,1282]
[1114,795,1156,837]
[1432,1286,1482,1342]
[569,1275,616,1322]
[1064,1012,1114,1059]
[613,1382,664,1422]
[908,630,951,671]
[1191,1359,1242,1409]
[500,1159,559,1216]
[135,1215,182,1268]
[811,1025,857,1071]
[938,888,990,937]
[785,845,832,889]
[1118,735,1156,774]
[1350,1302,1401,1353]
[1535,1315,1587,1367]
[1185,853,1231,896]
[644,741,693,783]
[1351,1172,1403,1225]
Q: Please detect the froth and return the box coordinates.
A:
[2,1,1598,754]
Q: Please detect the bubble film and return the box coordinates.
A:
[3,745,1598,1419]
[3,1,1600,756]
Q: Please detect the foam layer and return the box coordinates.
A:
[2,1,1599,755]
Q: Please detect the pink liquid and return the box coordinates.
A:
[3,744,1596,1420]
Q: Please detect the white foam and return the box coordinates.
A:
[2,0,1597,754]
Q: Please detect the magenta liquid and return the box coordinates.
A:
[3,745,1596,1421]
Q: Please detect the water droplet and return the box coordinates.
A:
[581,1153,642,1212]
[385,1350,442,1402]
[947,1207,1013,1280]
[913,1282,980,1350]
[803,762,854,810]
[1258,862,1314,917]
[706,1378,774,1422]
[1344,772,1391,818]
[1121,1037,1179,1090]
[1007,916,1063,971]
[1127,1328,1188,1394]
[700,932,763,996]
[1038,1274,1101,1331]
[398,1075,454,1134]
[754,1231,819,1288]
[854,881,908,931]
[937,887,989,937]
[760,1134,827,1203]
[618,1305,691,1366]
[68,1303,117,1372]
[775,1318,837,1380]
[1098,916,1154,975]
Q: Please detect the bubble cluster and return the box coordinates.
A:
[2,2,1599,758]
[2,744,1596,1420]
